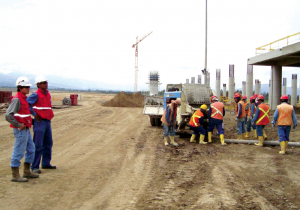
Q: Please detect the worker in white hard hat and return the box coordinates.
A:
[27,75,56,174]
[5,77,39,182]
[189,104,208,144]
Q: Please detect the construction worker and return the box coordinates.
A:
[189,104,208,144]
[246,96,258,138]
[251,95,270,146]
[5,77,39,182]
[208,95,226,145]
[161,98,181,146]
[27,75,56,174]
[271,95,297,154]
[234,93,246,139]
[243,95,250,137]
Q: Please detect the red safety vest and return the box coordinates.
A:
[10,92,32,128]
[256,103,270,125]
[33,89,54,120]
[277,103,293,126]
[210,102,224,120]
[189,110,204,127]
[236,101,246,118]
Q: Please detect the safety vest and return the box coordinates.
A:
[10,92,32,128]
[189,110,204,127]
[248,103,256,117]
[33,89,54,120]
[210,102,224,120]
[244,101,249,115]
[161,103,177,127]
[277,103,293,126]
[256,103,270,125]
[236,101,246,118]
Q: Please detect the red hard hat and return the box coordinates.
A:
[234,93,241,98]
[253,93,258,98]
[242,96,247,99]
[211,95,218,102]
[249,96,254,100]
[280,95,288,100]
[257,95,264,100]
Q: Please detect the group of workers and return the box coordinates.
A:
[6,76,56,182]
[161,92,297,155]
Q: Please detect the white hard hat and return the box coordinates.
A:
[16,76,32,86]
[35,75,48,84]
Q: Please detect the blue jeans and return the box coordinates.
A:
[163,123,175,137]
[32,119,53,170]
[278,125,291,142]
[237,118,246,135]
[11,128,35,167]
[256,125,265,136]
[208,118,224,135]
[246,117,256,131]
[189,125,206,135]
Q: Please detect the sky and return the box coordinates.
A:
[0,0,300,91]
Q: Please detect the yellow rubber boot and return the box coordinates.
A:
[253,129,258,138]
[208,132,212,143]
[164,136,169,146]
[255,136,264,147]
[199,134,207,145]
[279,141,286,154]
[242,133,246,140]
[245,131,250,138]
[263,130,267,140]
[170,136,179,147]
[220,134,226,146]
[190,134,196,143]
[237,135,242,140]
[285,141,288,153]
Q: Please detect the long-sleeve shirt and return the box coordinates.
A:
[271,103,297,126]
[5,98,21,128]
[208,107,225,119]
[251,104,261,123]
[26,90,51,117]
[237,103,243,118]
[250,103,256,118]
[245,102,250,111]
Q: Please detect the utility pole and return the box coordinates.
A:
[204,0,208,84]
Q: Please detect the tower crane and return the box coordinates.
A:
[132,31,153,93]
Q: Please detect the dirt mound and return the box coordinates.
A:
[102,92,145,107]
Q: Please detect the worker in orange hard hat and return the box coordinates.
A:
[242,96,250,137]
[234,93,246,140]
[251,95,270,146]
[246,96,258,138]
[271,95,297,154]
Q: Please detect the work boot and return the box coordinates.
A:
[279,141,286,155]
[263,130,267,140]
[285,141,288,153]
[253,129,258,138]
[220,134,226,146]
[11,167,28,182]
[190,134,196,143]
[23,162,39,179]
[255,136,264,147]
[237,135,242,140]
[242,133,246,140]
[199,134,207,145]
[164,136,169,146]
[208,132,212,143]
[170,136,178,147]
[245,131,250,138]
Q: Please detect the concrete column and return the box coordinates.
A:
[282,78,287,95]
[186,79,189,84]
[271,66,282,110]
[228,64,235,100]
[255,79,260,95]
[258,81,261,95]
[191,77,195,84]
[198,75,201,84]
[207,72,210,87]
[223,84,227,97]
[242,81,246,96]
[246,65,253,99]
[291,74,297,106]
[269,80,272,104]
[216,69,221,98]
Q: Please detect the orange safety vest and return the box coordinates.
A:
[277,103,293,126]
[161,103,177,127]
[248,103,256,117]
[189,110,204,127]
[256,103,270,125]
[210,102,224,120]
[236,101,246,118]
[244,101,249,115]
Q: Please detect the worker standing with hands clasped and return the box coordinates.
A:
[5,77,39,182]
[27,75,56,174]
[189,104,208,145]
[271,95,297,154]
[251,95,270,147]
[242,96,250,137]
[208,95,226,145]
[246,96,258,138]
[234,93,246,140]
[161,98,181,146]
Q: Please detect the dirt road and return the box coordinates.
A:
[0,93,300,209]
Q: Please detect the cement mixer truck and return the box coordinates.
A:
[143,83,211,132]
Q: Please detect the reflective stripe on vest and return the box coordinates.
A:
[14,114,31,118]
[211,105,223,120]
[192,115,201,127]
[256,107,270,125]
[33,106,52,110]
[277,104,293,125]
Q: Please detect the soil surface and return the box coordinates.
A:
[102,92,144,107]
[0,92,300,210]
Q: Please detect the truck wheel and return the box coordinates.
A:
[155,118,162,127]
[150,117,156,126]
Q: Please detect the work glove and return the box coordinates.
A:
[235,118,238,122]
[272,123,275,130]
[293,125,297,131]
[251,121,254,126]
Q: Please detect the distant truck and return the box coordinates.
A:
[143,83,211,131]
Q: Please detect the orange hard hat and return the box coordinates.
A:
[211,95,218,102]
[242,95,247,99]
[257,95,264,100]
[280,95,288,100]
[234,93,241,98]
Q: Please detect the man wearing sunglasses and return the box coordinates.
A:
[27,75,55,174]
[6,77,39,182]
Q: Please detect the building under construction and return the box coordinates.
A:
[147,71,160,96]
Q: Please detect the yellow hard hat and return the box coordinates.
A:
[200,104,207,110]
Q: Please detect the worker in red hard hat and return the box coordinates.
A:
[242,96,250,137]
[251,95,270,146]
[271,95,297,154]
[234,93,246,139]
[246,96,258,138]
